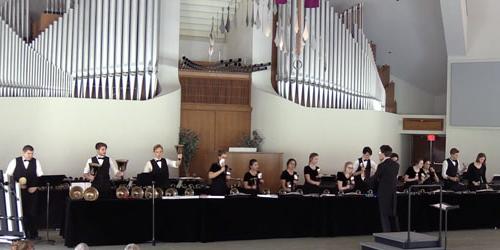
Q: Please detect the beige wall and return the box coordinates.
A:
[0,90,181,178]
[251,87,407,181]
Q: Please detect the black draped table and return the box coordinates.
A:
[62,192,500,247]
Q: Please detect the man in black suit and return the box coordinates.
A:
[373,145,400,232]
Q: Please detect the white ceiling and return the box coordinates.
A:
[335,0,447,95]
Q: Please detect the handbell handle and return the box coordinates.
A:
[175,144,185,154]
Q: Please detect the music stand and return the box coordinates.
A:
[136,173,157,246]
[38,175,65,245]
[431,203,459,250]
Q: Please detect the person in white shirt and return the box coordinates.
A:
[83,142,123,198]
[442,147,466,191]
[5,145,44,240]
[353,146,378,178]
[143,144,182,188]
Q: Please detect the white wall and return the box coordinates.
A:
[446,127,500,179]
[440,0,468,56]
[445,58,500,179]
[251,87,407,180]
[393,75,445,115]
[0,91,181,178]
[466,0,500,58]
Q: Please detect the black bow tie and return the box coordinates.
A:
[97,157,105,160]
[156,160,162,162]
[23,160,29,162]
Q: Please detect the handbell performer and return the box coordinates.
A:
[83,142,123,198]
[5,145,44,240]
[143,144,182,188]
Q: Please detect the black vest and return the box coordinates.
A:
[91,156,111,190]
[358,158,372,177]
[445,158,459,177]
[13,157,38,188]
[150,158,169,187]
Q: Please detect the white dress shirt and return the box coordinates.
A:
[143,158,178,173]
[353,158,378,177]
[83,156,119,176]
[5,157,44,177]
[441,159,465,179]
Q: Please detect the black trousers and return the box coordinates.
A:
[21,189,38,238]
[378,195,400,232]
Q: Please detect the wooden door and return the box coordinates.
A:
[411,135,446,171]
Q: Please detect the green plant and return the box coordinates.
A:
[178,128,200,176]
[239,130,264,151]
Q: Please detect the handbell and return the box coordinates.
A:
[116,185,130,199]
[116,159,128,172]
[184,187,194,196]
[166,187,178,197]
[229,187,239,195]
[88,163,101,176]
[145,187,163,199]
[18,177,28,189]
[83,187,99,201]
[69,186,84,200]
[262,188,271,195]
[131,186,144,199]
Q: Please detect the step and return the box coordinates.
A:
[361,241,444,250]
[373,232,440,249]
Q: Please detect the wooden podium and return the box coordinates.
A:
[225,152,283,192]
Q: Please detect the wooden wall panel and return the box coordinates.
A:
[181,104,252,180]
[226,152,284,192]
[215,111,251,150]
[180,109,216,179]
[179,71,251,105]
[403,118,444,131]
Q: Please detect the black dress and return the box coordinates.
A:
[466,163,487,190]
[420,169,439,185]
[243,171,262,194]
[208,163,228,195]
[303,165,320,194]
[280,170,298,190]
[404,167,420,190]
[337,172,354,193]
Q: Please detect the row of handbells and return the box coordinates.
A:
[68,185,191,201]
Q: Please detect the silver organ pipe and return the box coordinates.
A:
[276,1,385,111]
[0,0,159,100]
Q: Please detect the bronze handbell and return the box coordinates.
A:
[69,186,84,200]
[88,162,101,176]
[83,187,99,201]
[131,186,145,199]
[116,185,130,199]
[145,186,164,199]
[116,159,128,172]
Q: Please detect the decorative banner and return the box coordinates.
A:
[304,0,319,8]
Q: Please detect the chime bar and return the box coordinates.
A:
[275,1,385,111]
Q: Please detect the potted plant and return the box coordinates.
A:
[238,130,264,152]
[178,128,200,176]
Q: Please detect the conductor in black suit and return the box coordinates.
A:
[374,145,400,232]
